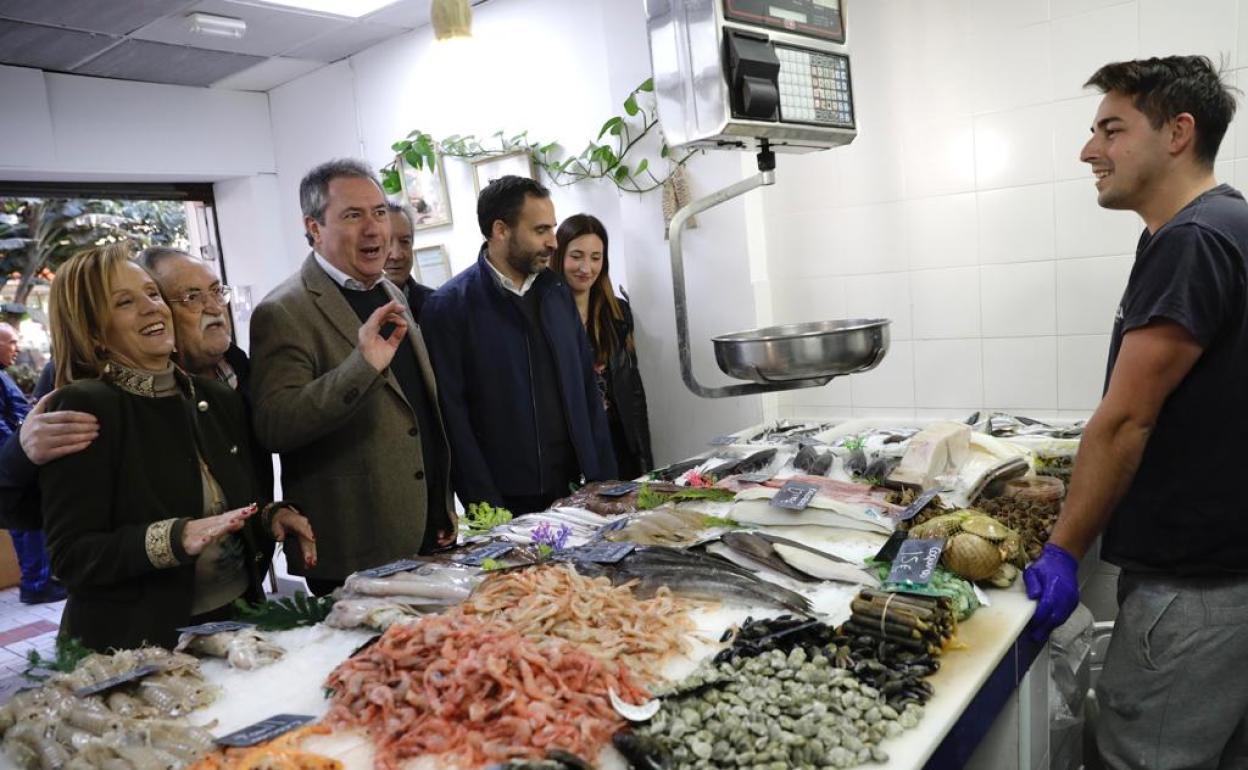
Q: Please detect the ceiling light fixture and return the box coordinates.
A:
[250,0,402,19]
[432,0,473,40]
[187,12,247,39]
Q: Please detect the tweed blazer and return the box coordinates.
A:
[249,254,455,579]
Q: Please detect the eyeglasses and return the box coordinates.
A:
[168,285,233,309]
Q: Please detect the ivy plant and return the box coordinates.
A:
[382,78,698,196]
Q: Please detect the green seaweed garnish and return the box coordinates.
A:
[232,591,335,631]
[23,637,92,680]
[464,502,514,536]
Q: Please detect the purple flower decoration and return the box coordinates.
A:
[532,521,572,552]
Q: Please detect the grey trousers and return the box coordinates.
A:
[1097,571,1248,770]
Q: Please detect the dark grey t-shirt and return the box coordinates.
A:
[1102,184,1248,573]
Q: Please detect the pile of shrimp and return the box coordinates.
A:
[325,613,651,770]
[454,563,696,679]
[190,724,341,770]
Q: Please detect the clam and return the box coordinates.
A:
[960,514,1010,542]
[942,533,1002,581]
[908,513,965,539]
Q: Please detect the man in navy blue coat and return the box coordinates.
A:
[420,176,617,514]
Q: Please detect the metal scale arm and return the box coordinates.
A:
[668,147,833,398]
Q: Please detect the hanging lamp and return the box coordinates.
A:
[431,0,472,40]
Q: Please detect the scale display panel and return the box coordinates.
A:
[723,0,845,43]
[775,45,853,128]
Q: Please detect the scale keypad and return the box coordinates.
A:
[776,46,853,127]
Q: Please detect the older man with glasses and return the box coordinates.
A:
[135,248,250,392]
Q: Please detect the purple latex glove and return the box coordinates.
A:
[1023,542,1080,642]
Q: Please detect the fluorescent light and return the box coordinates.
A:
[187,12,247,39]
[249,0,401,18]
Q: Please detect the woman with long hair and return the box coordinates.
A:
[553,214,653,478]
[41,243,313,651]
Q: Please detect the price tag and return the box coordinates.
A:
[177,620,254,637]
[873,530,909,563]
[215,714,316,748]
[454,543,514,566]
[770,480,819,510]
[349,635,382,659]
[589,518,631,543]
[709,434,738,446]
[897,489,944,522]
[356,559,423,578]
[74,664,162,697]
[596,482,639,497]
[886,538,945,587]
[737,472,773,483]
[554,542,636,564]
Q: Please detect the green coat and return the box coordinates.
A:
[248,255,456,580]
[41,375,269,651]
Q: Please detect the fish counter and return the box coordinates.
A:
[0,414,1077,770]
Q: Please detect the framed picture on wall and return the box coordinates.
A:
[398,153,453,230]
[471,151,536,196]
[414,244,453,289]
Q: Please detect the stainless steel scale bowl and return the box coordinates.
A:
[713,318,890,384]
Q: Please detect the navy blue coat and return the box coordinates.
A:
[419,248,617,507]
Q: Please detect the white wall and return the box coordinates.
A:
[0,64,288,353]
[766,0,1247,424]
[266,0,764,464]
[0,64,275,180]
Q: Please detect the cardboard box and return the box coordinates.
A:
[0,531,19,589]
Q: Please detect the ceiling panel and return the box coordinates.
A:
[360,0,431,28]
[132,0,349,57]
[75,39,265,87]
[210,55,323,90]
[284,20,403,62]
[0,21,120,71]
[0,0,192,35]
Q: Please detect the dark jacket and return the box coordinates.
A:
[0,363,49,530]
[600,299,654,477]
[41,374,270,651]
[249,256,455,580]
[399,277,436,321]
[0,345,271,532]
[419,248,617,507]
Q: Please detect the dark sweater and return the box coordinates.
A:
[41,374,269,651]
[336,283,450,544]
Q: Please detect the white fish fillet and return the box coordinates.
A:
[728,498,894,534]
[771,543,879,587]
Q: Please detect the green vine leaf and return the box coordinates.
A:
[381,77,697,196]
[597,117,624,140]
[381,166,402,195]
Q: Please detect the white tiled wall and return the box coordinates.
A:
[768,0,1245,423]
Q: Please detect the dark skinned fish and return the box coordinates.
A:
[577,546,813,616]
[719,532,820,584]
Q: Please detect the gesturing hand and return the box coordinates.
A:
[182,504,258,557]
[1023,542,1081,642]
[21,393,99,465]
[358,300,409,372]
[270,505,317,569]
